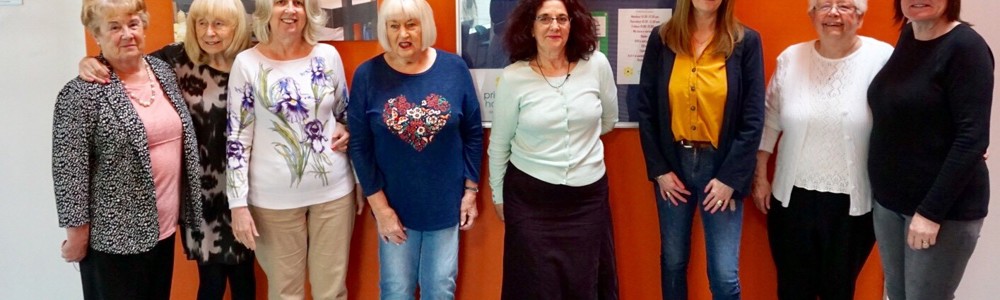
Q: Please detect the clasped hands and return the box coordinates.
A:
[657,172,736,213]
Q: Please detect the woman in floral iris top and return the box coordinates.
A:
[225,0,360,299]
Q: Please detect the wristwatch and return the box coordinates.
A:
[464,186,480,193]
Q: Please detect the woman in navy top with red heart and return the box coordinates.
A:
[346,0,483,298]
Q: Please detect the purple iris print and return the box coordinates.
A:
[309,57,331,87]
[270,78,309,123]
[227,141,247,169]
[239,83,254,112]
[302,119,327,153]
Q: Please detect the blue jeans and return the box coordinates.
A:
[378,225,459,300]
[656,146,743,300]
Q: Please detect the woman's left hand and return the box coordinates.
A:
[331,123,349,152]
[908,213,941,250]
[459,189,479,230]
[703,179,737,214]
[61,224,90,262]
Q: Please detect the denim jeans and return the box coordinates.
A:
[378,225,459,300]
[655,146,743,300]
[873,202,983,300]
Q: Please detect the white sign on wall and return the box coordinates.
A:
[616,9,671,85]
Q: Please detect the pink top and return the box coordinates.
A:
[125,69,183,241]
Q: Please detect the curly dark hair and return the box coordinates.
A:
[503,0,598,64]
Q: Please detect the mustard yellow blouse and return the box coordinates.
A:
[668,48,728,147]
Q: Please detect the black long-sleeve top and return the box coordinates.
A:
[868,23,994,223]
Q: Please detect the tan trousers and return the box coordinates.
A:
[251,192,356,300]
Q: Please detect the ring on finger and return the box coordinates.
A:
[716,200,724,206]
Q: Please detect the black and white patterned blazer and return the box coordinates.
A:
[52,56,203,255]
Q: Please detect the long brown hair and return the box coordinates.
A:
[659,0,744,57]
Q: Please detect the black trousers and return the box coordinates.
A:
[767,187,875,300]
[80,235,175,300]
[196,256,257,300]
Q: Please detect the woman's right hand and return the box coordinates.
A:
[751,174,772,214]
[231,207,259,250]
[373,207,407,245]
[61,224,90,262]
[656,172,691,206]
[78,57,110,84]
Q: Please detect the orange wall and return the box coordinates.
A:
[85,0,904,299]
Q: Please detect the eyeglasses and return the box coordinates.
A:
[535,15,571,25]
[816,3,857,14]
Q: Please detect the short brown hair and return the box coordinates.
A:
[81,0,149,36]
[503,0,598,64]
[894,0,961,24]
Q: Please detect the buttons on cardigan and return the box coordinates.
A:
[690,106,696,111]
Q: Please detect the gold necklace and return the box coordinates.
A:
[124,60,156,107]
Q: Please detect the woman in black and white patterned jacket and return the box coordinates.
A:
[53,0,202,298]
[78,0,258,298]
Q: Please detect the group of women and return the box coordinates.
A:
[52,0,991,300]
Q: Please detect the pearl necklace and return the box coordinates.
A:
[123,60,156,107]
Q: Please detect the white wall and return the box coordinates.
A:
[958,1,1000,299]
[0,1,86,299]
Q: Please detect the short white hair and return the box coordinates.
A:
[376,0,437,52]
[808,0,867,14]
[253,0,328,45]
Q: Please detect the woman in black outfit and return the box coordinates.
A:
[867,0,994,299]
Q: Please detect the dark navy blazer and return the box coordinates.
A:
[636,25,765,199]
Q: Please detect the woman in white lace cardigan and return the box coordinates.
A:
[749,0,892,299]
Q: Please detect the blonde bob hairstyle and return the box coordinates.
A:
[81,0,149,36]
[660,0,744,58]
[252,0,328,45]
[184,0,252,65]
[807,0,867,14]
[376,0,437,52]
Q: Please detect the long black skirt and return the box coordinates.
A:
[501,164,619,300]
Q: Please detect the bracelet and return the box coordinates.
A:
[464,186,480,193]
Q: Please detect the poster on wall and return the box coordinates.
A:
[457,0,675,124]
[172,0,378,42]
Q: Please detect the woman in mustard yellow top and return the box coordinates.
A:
[635,0,764,299]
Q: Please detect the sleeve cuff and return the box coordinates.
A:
[915,206,946,224]
[759,127,779,153]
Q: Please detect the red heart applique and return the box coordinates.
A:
[382,94,452,151]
